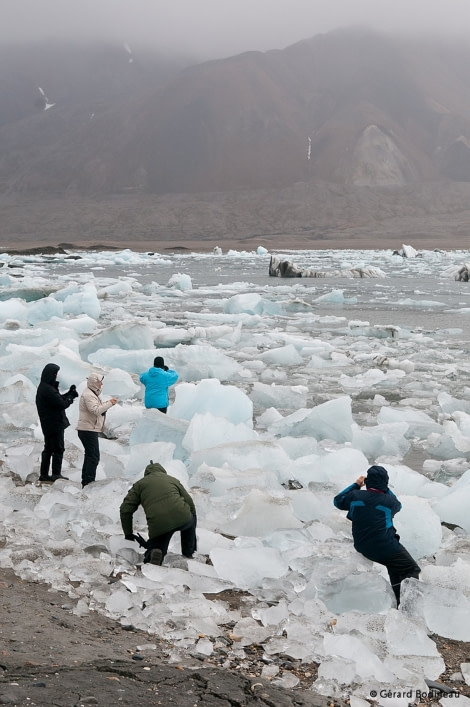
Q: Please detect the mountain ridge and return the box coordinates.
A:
[2,30,470,249]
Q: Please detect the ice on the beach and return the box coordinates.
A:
[317,571,394,614]
[394,496,442,559]
[352,422,411,459]
[319,633,395,682]
[210,541,289,588]
[420,558,470,594]
[129,409,188,459]
[268,396,354,442]
[63,283,101,319]
[433,476,470,533]
[80,322,155,359]
[171,378,253,424]
[1,246,470,699]
[384,610,445,679]
[250,381,308,410]
[222,488,303,537]
[4,444,37,482]
[400,579,470,641]
[182,412,257,453]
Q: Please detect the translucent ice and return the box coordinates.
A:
[384,610,445,679]
[63,283,100,319]
[394,496,442,559]
[250,381,308,410]
[171,378,253,425]
[269,396,354,442]
[222,488,303,537]
[129,409,188,459]
[433,479,470,533]
[168,273,192,291]
[401,579,470,641]
[320,633,395,682]
[183,413,257,453]
[80,322,154,359]
[317,572,394,614]
[210,541,289,588]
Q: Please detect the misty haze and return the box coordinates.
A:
[2,0,470,251]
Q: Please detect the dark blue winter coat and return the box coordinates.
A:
[334,473,402,562]
[139,366,178,409]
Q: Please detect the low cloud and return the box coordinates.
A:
[3,0,470,59]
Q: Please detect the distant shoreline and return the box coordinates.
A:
[0,236,465,255]
[1,186,470,255]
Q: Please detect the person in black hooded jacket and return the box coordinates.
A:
[35,363,78,483]
[333,465,420,605]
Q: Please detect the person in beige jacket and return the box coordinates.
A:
[77,372,118,488]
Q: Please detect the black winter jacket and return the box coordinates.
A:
[35,363,75,436]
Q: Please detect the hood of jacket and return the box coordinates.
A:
[40,363,60,385]
[87,371,104,394]
[147,367,166,377]
[144,462,168,477]
[365,465,389,491]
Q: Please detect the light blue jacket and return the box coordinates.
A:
[139,366,178,409]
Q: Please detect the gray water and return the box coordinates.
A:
[32,248,470,340]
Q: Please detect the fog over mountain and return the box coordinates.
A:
[3,0,470,60]
[2,21,470,250]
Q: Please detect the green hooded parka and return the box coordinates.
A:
[120,462,196,539]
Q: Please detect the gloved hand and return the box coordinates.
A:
[125,534,136,542]
[163,365,169,371]
[67,384,79,399]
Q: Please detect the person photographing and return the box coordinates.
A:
[334,465,420,606]
[139,356,178,414]
[35,362,79,482]
[76,372,118,488]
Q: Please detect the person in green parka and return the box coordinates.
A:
[120,461,197,566]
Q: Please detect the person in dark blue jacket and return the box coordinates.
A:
[139,356,178,414]
[333,465,420,605]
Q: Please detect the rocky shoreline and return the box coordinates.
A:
[0,567,468,706]
[0,567,346,707]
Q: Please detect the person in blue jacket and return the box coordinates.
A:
[333,465,420,605]
[139,356,178,413]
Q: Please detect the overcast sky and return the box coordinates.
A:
[3,0,470,59]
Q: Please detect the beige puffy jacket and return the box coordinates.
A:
[76,372,114,432]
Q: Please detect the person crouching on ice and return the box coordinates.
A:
[120,461,197,566]
[333,465,420,606]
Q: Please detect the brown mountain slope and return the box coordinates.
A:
[3,29,470,198]
[123,29,470,193]
[2,31,470,250]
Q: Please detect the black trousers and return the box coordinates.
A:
[77,430,100,486]
[144,514,197,563]
[368,544,420,605]
[40,428,65,477]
